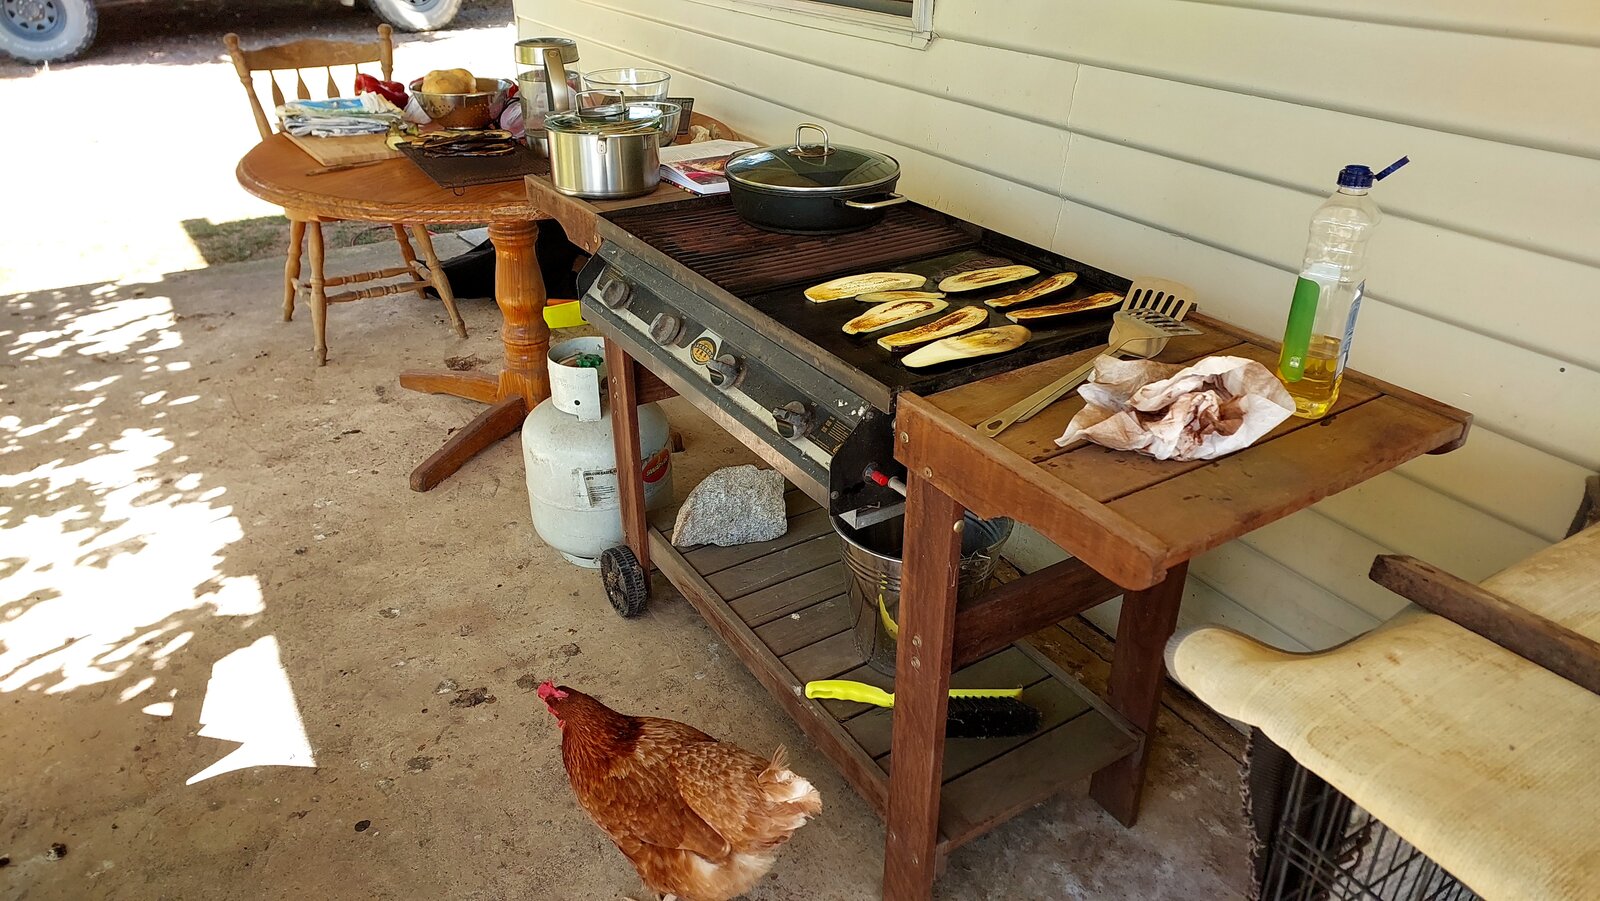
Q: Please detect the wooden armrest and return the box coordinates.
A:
[1370,554,1600,697]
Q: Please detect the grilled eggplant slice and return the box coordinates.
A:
[903,325,1032,368]
[843,298,949,335]
[937,264,1039,294]
[1003,291,1122,322]
[984,271,1080,308]
[804,272,927,303]
[855,290,946,304]
[876,306,990,351]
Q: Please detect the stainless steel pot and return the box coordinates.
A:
[546,98,663,199]
[724,123,908,234]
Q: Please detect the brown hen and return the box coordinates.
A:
[539,682,822,901]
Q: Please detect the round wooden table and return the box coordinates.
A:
[237,134,552,492]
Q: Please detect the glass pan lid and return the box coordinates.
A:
[726,123,899,192]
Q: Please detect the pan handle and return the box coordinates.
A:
[542,46,573,113]
[841,193,908,210]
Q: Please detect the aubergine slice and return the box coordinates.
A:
[902,325,1032,368]
[1003,292,1123,322]
[855,290,946,304]
[937,264,1039,294]
[876,306,990,351]
[984,271,1080,308]
[804,272,927,303]
[843,298,949,335]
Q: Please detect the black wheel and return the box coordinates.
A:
[0,0,96,64]
[364,0,462,32]
[599,545,648,618]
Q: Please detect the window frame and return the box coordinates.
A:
[722,0,934,49]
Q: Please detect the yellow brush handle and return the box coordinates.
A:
[804,680,1025,707]
[805,680,896,707]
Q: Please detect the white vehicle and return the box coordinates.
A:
[0,0,464,65]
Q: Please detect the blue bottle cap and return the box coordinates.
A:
[1338,165,1375,189]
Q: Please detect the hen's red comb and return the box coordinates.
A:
[536,681,568,701]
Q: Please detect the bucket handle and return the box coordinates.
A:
[872,547,996,641]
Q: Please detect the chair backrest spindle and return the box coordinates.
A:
[223,24,395,140]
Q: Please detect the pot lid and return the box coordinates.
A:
[726,123,900,193]
[545,105,661,135]
[514,37,580,65]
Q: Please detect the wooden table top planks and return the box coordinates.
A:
[898,311,1474,591]
[238,132,538,223]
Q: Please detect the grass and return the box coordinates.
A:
[181,216,471,267]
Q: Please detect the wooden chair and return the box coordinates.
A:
[224,25,465,366]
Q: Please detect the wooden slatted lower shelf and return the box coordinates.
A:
[647,489,1139,856]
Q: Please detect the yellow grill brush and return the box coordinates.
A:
[804,680,1042,738]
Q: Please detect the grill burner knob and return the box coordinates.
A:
[597,273,633,309]
[648,312,685,346]
[706,354,745,389]
[771,401,817,440]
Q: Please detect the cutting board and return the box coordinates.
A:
[286,132,402,167]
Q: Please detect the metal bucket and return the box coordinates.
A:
[834,513,1013,675]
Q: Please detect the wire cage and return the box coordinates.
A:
[1247,730,1481,901]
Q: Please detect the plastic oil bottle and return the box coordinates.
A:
[1277,157,1408,418]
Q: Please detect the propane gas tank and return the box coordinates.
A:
[522,338,673,568]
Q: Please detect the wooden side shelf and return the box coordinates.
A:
[646,489,1138,857]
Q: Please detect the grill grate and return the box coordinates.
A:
[605,197,978,296]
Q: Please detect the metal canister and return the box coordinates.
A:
[545,104,663,199]
[834,512,1013,675]
[514,37,581,151]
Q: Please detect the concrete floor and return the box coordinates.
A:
[0,242,1251,899]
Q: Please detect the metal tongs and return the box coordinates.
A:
[977,279,1200,438]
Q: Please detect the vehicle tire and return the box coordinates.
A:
[0,0,96,64]
[364,0,462,32]
[599,546,649,618]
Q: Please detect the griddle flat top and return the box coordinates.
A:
[605,196,1134,398]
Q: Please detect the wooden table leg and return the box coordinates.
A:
[1089,561,1190,826]
[403,218,551,491]
[882,473,964,901]
[606,337,650,572]
[488,218,551,411]
[408,396,527,492]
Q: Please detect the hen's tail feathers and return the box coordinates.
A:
[759,746,823,818]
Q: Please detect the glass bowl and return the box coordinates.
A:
[582,67,671,102]
[627,101,682,146]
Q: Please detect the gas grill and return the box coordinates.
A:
[576,195,1131,524]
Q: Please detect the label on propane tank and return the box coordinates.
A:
[578,467,619,508]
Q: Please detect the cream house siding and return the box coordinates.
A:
[516,0,1600,650]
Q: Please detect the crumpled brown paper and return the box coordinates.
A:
[1055,355,1295,460]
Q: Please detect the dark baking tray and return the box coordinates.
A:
[399,142,550,188]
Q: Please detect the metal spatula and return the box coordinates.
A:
[1118,277,1197,357]
[977,307,1201,438]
